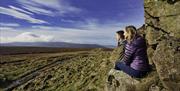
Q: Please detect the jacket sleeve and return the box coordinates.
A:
[122,43,137,65]
[122,36,146,65]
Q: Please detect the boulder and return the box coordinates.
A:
[144,1,180,90]
[137,24,146,38]
[152,39,180,91]
[105,69,160,91]
[144,0,180,39]
[147,47,155,65]
[145,26,163,45]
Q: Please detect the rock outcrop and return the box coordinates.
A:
[145,0,180,90]
[105,69,160,91]
[106,0,180,91]
[152,39,180,91]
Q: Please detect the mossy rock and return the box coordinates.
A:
[147,47,155,65]
[152,39,180,91]
[106,69,160,91]
[145,26,163,45]
[159,15,180,38]
[144,0,180,17]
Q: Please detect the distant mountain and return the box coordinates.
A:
[103,45,116,48]
[0,42,106,48]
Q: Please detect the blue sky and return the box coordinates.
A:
[0,0,144,45]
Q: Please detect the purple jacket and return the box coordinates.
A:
[122,35,149,71]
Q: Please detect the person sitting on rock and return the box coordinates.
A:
[114,25,151,78]
[111,30,127,64]
[116,30,127,46]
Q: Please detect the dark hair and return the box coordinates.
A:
[116,30,124,39]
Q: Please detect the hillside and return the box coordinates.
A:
[0,48,113,91]
[0,42,106,48]
[0,46,110,55]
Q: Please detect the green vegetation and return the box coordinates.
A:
[0,47,113,91]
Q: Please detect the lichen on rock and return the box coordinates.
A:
[106,69,160,91]
[152,39,180,91]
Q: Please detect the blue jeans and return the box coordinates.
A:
[115,62,149,78]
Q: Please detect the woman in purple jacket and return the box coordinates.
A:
[115,25,151,78]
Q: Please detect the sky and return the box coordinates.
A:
[0,0,144,45]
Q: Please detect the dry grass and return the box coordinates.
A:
[0,47,113,91]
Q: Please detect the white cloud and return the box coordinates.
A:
[0,27,14,31]
[0,15,143,45]
[0,32,53,43]
[1,16,140,45]
[31,26,55,30]
[0,23,20,27]
[9,5,33,15]
[18,0,60,8]
[17,0,82,16]
[61,19,75,23]
[21,5,54,16]
[0,6,47,24]
[0,25,117,45]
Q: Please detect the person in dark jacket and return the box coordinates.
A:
[115,25,151,78]
[115,30,126,46]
